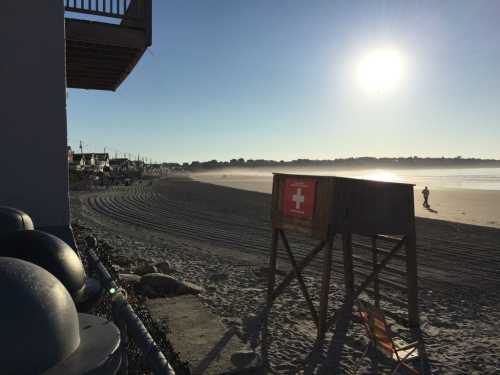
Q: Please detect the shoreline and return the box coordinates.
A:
[191,173,500,229]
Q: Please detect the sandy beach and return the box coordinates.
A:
[71,177,500,374]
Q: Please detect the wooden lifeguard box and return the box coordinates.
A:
[271,173,415,238]
[266,173,419,344]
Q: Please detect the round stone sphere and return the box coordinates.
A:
[0,257,80,374]
[0,230,86,296]
[0,206,34,237]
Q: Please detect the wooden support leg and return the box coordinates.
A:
[266,228,279,309]
[369,342,379,374]
[406,197,431,374]
[326,236,406,330]
[406,231,419,329]
[318,236,334,341]
[413,327,432,375]
[318,301,353,374]
[406,192,419,329]
[343,231,354,300]
[372,236,380,310]
[279,230,319,327]
[262,228,279,365]
[269,240,325,304]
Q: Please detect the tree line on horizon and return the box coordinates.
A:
[162,156,500,171]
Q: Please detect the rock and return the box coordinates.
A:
[177,280,204,295]
[138,283,158,298]
[111,264,125,273]
[155,261,173,274]
[113,255,133,267]
[140,273,179,295]
[140,273,204,297]
[134,264,158,276]
[118,273,141,284]
[231,350,260,368]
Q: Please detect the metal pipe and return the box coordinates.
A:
[113,303,129,375]
[85,236,175,375]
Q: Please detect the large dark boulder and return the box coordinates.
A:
[139,273,204,297]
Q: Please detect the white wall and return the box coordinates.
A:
[1,1,70,230]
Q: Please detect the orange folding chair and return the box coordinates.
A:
[354,301,420,374]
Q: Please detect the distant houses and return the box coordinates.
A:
[94,153,110,172]
[67,147,170,179]
[132,159,144,171]
[69,153,88,171]
[143,163,165,177]
[109,158,131,173]
[69,153,110,172]
[69,153,148,174]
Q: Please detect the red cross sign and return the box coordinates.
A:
[283,178,317,218]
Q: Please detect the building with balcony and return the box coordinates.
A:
[65,0,152,91]
[1,0,152,246]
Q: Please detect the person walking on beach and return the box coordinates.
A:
[422,186,430,208]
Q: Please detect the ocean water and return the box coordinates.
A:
[333,167,500,190]
[193,167,500,193]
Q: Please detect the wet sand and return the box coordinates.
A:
[71,177,500,374]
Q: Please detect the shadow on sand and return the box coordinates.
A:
[423,204,438,214]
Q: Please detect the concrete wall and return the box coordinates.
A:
[1,2,70,231]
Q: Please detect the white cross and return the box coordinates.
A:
[292,188,305,210]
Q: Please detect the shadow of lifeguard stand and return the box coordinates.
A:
[262,173,430,373]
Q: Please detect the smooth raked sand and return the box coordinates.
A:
[193,172,500,229]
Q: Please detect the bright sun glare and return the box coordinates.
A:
[356,47,406,94]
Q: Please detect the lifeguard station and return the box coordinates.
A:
[263,173,429,373]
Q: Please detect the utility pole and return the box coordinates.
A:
[79,140,83,154]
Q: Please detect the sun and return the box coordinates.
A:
[356,47,406,94]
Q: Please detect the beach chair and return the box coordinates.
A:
[354,301,420,375]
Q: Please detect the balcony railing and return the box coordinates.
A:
[65,0,131,18]
[64,0,152,46]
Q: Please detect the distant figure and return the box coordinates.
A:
[422,186,430,208]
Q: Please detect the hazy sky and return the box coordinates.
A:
[67,0,500,163]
